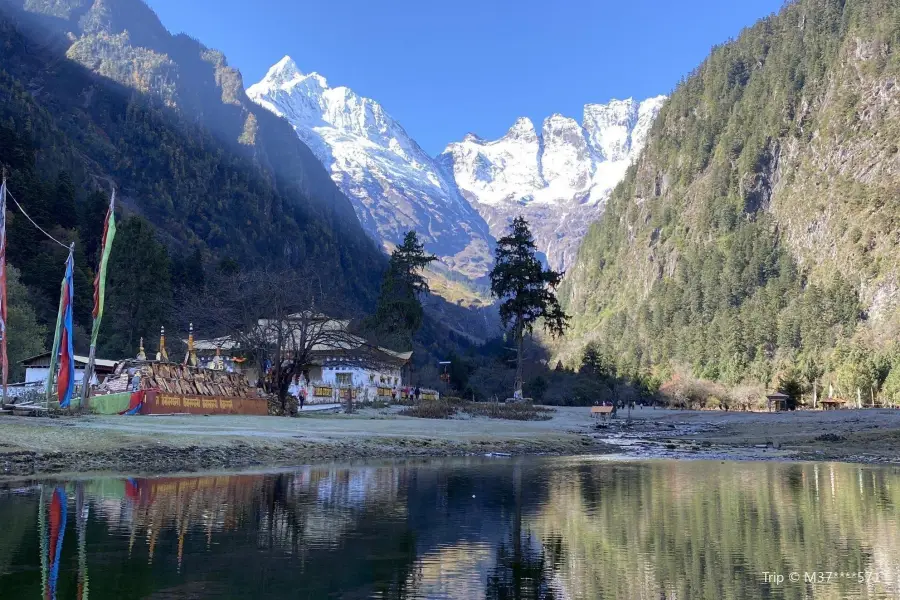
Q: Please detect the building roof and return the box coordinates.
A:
[192,313,412,366]
[766,392,790,400]
[183,335,241,352]
[20,352,118,370]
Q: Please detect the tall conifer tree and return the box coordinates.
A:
[372,231,437,351]
[490,217,568,398]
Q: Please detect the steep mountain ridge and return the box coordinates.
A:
[561,0,900,390]
[10,0,375,230]
[247,57,494,283]
[0,0,385,299]
[440,96,665,270]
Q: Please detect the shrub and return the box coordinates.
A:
[731,384,766,411]
[659,375,729,409]
[398,399,554,421]
[463,401,554,421]
[399,400,457,419]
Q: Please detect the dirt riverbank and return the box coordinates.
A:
[2,407,899,478]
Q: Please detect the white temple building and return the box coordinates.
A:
[191,313,417,404]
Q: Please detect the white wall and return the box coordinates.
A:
[318,365,402,388]
[25,367,97,385]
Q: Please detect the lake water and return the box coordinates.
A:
[1,457,900,599]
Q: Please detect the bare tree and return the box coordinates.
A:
[183,267,363,413]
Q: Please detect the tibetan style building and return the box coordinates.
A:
[192,313,415,404]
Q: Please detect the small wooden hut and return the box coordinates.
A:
[820,398,845,411]
[766,392,790,412]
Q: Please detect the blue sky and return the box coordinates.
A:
[145,0,784,155]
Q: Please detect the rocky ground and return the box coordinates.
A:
[591,407,900,464]
[2,407,899,479]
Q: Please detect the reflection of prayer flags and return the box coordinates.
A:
[0,179,7,398]
[46,487,67,600]
[76,483,89,600]
[57,252,75,408]
[90,191,116,348]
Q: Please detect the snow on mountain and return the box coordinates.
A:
[247,56,494,282]
[441,95,667,271]
[248,55,665,278]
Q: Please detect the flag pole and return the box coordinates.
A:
[46,266,66,408]
[81,342,96,410]
[81,186,116,410]
[0,170,7,409]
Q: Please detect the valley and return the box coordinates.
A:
[3,2,900,597]
[4,0,900,411]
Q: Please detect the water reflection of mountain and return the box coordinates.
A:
[2,459,900,599]
[530,461,900,600]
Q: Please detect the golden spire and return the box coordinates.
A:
[186,323,198,367]
[156,326,169,362]
[137,337,146,361]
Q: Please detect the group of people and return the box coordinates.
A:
[391,386,421,403]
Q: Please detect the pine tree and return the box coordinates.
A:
[54,171,78,230]
[580,343,602,377]
[6,266,46,381]
[372,231,437,351]
[79,190,110,262]
[490,217,568,398]
[103,217,172,357]
[172,246,206,294]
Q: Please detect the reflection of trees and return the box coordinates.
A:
[89,468,420,598]
[485,531,558,600]
[5,460,900,599]
[531,462,900,600]
[0,499,34,575]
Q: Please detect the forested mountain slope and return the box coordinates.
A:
[561,0,900,396]
[0,0,382,289]
[0,0,386,359]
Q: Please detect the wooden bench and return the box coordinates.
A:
[591,406,615,420]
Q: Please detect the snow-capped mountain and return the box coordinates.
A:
[439,96,666,271]
[248,55,665,279]
[247,57,493,281]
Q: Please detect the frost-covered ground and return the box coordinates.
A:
[3,407,897,480]
[0,406,601,478]
[596,408,900,464]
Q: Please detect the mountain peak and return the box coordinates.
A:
[639,95,668,113]
[247,61,495,282]
[249,58,330,100]
[583,98,637,123]
[264,55,302,83]
[504,117,537,140]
